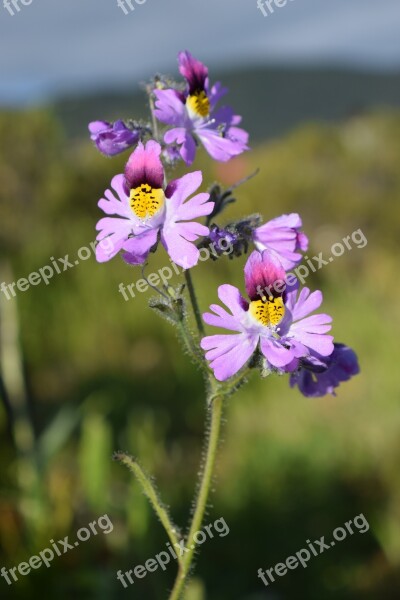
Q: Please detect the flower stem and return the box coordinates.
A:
[147,87,160,143]
[184,270,204,336]
[168,394,224,600]
[114,452,182,563]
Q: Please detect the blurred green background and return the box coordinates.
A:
[1,101,400,600]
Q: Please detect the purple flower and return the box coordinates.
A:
[153,51,249,165]
[208,226,238,254]
[200,250,333,381]
[88,120,140,156]
[95,140,214,268]
[253,213,309,270]
[289,343,360,397]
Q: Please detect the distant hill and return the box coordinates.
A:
[52,65,400,142]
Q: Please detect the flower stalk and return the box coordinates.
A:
[168,394,224,600]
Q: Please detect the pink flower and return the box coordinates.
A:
[95,140,214,268]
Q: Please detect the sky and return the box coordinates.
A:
[0,0,400,105]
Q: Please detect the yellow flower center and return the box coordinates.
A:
[186,90,210,118]
[129,184,165,219]
[249,296,285,327]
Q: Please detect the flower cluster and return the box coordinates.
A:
[88,50,359,398]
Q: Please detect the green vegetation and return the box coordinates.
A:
[0,107,399,599]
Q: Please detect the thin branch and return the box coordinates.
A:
[114,452,182,564]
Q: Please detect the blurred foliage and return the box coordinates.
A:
[0,107,400,599]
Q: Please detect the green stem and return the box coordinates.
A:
[168,394,224,600]
[176,320,206,372]
[148,89,160,143]
[114,452,182,563]
[184,270,204,335]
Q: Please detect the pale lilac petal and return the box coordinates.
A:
[217,284,248,317]
[89,121,108,134]
[164,128,197,165]
[174,221,209,242]
[154,89,186,126]
[97,175,132,219]
[290,314,333,335]
[164,171,203,212]
[95,217,135,262]
[201,333,258,381]
[253,213,308,270]
[209,82,228,109]
[203,311,243,333]
[290,288,324,321]
[175,193,213,221]
[160,226,200,269]
[260,337,295,368]
[121,228,159,265]
[96,235,126,263]
[291,333,334,357]
[202,285,248,333]
[196,127,248,162]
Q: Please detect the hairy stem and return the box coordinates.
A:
[114,452,182,564]
[168,394,224,600]
[184,270,204,336]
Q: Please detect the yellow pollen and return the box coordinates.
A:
[129,183,165,219]
[186,90,210,118]
[249,296,285,327]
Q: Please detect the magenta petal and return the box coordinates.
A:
[124,140,164,190]
[244,250,286,301]
[178,50,208,94]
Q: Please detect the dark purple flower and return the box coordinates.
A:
[154,51,249,165]
[208,226,238,254]
[289,343,360,397]
[88,120,140,156]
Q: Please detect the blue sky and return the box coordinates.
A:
[0,0,400,105]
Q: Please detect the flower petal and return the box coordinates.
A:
[154,89,186,126]
[260,337,294,368]
[124,140,164,189]
[201,333,258,381]
[121,228,159,265]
